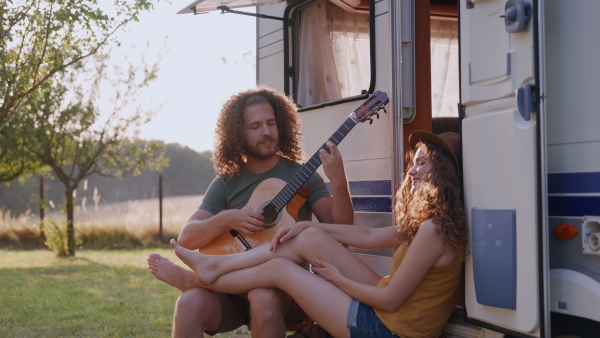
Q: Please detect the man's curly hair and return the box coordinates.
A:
[395,141,468,258]
[212,87,304,177]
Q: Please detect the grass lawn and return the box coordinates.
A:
[0,248,251,337]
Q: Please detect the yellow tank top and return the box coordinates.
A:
[374,243,462,338]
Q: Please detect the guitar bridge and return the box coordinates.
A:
[228,229,252,251]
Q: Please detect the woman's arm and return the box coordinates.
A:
[272,222,399,251]
[312,220,447,312]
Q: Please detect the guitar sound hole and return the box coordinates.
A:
[262,203,279,229]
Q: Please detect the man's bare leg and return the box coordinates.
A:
[172,288,221,338]
[149,255,289,337]
[247,288,291,338]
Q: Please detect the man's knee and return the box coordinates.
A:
[247,288,288,318]
[176,287,218,311]
[173,288,222,334]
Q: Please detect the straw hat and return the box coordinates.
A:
[409,131,461,169]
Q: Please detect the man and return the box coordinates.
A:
[149,87,353,337]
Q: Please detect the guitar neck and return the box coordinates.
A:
[270,117,358,212]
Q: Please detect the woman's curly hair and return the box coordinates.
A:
[395,141,468,259]
[212,87,304,177]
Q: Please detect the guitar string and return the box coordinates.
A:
[267,118,356,218]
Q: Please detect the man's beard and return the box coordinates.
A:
[244,138,279,160]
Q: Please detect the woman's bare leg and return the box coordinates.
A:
[204,257,352,338]
[147,254,202,292]
[172,227,381,286]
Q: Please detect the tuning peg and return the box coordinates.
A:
[374,112,380,119]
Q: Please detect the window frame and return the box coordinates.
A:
[282,0,377,111]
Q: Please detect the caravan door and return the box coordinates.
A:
[460,0,548,336]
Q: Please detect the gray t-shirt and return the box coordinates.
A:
[200,157,330,221]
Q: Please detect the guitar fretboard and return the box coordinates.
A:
[267,117,358,214]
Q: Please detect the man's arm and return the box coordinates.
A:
[178,208,264,250]
[311,142,354,224]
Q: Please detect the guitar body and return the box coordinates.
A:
[200,178,307,255]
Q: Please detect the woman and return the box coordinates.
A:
[152,130,467,338]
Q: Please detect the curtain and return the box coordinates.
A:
[297,2,342,107]
[327,3,370,99]
[430,18,459,117]
[297,1,369,107]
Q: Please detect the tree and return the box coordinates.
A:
[6,49,167,256]
[0,144,217,216]
[162,144,215,196]
[0,0,163,180]
[0,123,46,182]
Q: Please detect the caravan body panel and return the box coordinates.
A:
[257,2,286,90]
[544,0,600,325]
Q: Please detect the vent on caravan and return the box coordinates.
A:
[177,0,283,15]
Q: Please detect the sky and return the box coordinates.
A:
[113,1,258,153]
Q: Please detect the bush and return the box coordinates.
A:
[42,220,75,257]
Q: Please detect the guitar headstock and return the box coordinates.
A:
[350,91,389,124]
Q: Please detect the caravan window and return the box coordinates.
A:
[430,17,459,117]
[290,0,371,108]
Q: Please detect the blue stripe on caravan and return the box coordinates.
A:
[325,180,392,196]
[349,180,393,195]
[548,196,600,217]
[352,197,393,213]
[548,172,600,194]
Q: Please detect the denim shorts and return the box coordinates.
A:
[346,299,399,338]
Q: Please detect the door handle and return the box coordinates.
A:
[517,83,535,121]
[500,0,532,33]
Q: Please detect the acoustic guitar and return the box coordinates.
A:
[201,91,389,255]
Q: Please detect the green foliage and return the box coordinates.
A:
[41,220,76,257]
[0,0,164,182]
[162,144,215,196]
[0,46,168,256]
[0,0,162,127]
[0,124,47,182]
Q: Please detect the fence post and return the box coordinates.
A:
[159,173,163,241]
[39,176,46,241]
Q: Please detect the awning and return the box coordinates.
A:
[177,0,283,15]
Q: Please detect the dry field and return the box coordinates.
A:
[69,194,205,240]
[0,194,205,248]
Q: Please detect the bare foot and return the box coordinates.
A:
[170,239,220,285]
[147,253,203,292]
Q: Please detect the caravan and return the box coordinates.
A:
[177,1,600,336]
